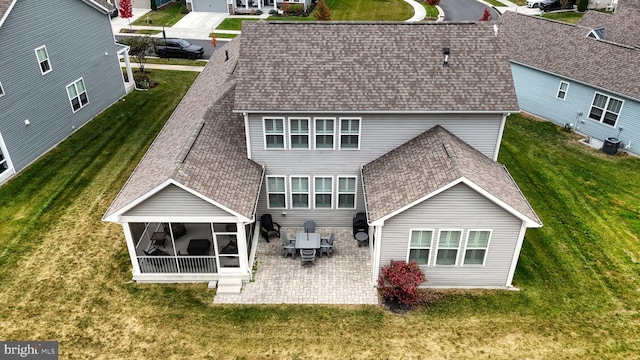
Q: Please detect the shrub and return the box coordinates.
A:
[377,260,426,307]
[255,9,263,14]
[288,3,304,15]
[269,9,278,14]
[577,0,588,11]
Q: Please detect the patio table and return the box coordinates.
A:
[295,232,321,250]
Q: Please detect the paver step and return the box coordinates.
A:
[216,279,243,294]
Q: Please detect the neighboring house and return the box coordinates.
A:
[103,22,541,291]
[499,11,640,155]
[187,0,309,14]
[0,0,134,185]
[577,3,640,47]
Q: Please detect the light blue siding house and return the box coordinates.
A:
[0,0,134,185]
[104,22,541,292]
[500,10,640,155]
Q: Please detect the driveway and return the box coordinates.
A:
[440,0,501,20]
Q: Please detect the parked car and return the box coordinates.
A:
[526,0,553,8]
[540,0,576,11]
[108,5,118,18]
[155,38,204,59]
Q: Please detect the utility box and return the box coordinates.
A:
[602,137,621,155]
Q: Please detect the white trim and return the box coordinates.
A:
[556,81,569,100]
[505,222,527,287]
[289,175,310,209]
[370,178,541,227]
[313,117,336,150]
[0,132,15,184]
[312,175,333,209]
[462,229,492,267]
[406,229,434,266]
[122,223,142,275]
[587,91,624,128]
[234,110,519,115]
[262,116,285,150]
[337,175,357,209]
[493,113,507,161]
[0,81,4,97]
[244,112,252,159]
[266,175,287,209]
[66,77,89,113]
[34,45,52,75]
[288,117,310,150]
[338,117,361,150]
[434,229,463,266]
[0,0,17,28]
[372,225,383,285]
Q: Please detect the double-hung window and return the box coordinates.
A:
[35,46,52,74]
[290,177,309,208]
[264,118,285,149]
[289,118,309,149]
[315,118,335,149]
[464,230,491,266]
[408,230,433,265]
[588,93,623,127]
[266,176,286,208]
[556,81,569,100]
[337,176,356,209]
[66,78,89,112]
[314,177,333,208]
[340,118,360,149]
[435,230,462,266]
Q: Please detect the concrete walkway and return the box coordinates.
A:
[405,0,428,22]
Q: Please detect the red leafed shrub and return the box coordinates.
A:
[377,260,426,307]
[425,0,440,6]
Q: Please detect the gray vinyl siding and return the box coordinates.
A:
[249,112,503,227]
[380,183,523,287]
[511,63,640,156]
[0,0,126,176]
[124,184,234,217]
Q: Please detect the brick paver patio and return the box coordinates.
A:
[214,227,379,304]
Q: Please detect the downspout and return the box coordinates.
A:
[244,112,252,159]
[361,164,379,286]
[493,113,508,161]
[505,221,527,288]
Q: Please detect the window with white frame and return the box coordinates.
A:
[337,176,356,208]
[0,146,9,175]
[289,118,309,149]
[0,81,4,97]
[340,118,360,149]
[35,46,52,74]
[314,177,333,208]
[408,230,433,265]
[556,81,569,100]
[588,93,623,127]
[290,176,309,208]
[464,230,491,265]
[435,230,462,266]
[315,118,335,149]
[264,118,285,149]
[66,78,88,112]
[266,176,286,208]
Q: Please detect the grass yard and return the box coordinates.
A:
[1,71,640,358]
[216,17,261,30]
[211,32,240,39]
[324,0,413,20]
[418,2,439,19]
[542,10,585,23]
[131,1,189,27]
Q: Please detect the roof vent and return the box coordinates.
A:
[493,23,499,37]
[225,50,229,62]
[443,48,450,67]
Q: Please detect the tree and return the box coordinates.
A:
[120,36,156,76]
[577,0,588,11]
[119,0,134,28]
[479,7,492,21]
[313,0,331,21]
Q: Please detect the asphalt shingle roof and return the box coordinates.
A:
[235,21,519,113]
[500,11,640,101]
[577,8,640,48]
[104,38,263,220]
[0,0,12,24]
[362,126,540,224]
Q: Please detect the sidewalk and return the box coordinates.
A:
[482,0,542,15]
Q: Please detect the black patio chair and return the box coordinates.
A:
[260,213,281,243]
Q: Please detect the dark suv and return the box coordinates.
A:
[540,0,576,11]
[155,38,204,59]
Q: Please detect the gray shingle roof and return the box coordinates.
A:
[235,21,519,113]
[362,125,540,225]
[104,38,263,220]
[577,8,640,48]
[500,11,640,101]
[0,0,14,27]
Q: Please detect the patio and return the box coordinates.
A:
[214,227,379,304]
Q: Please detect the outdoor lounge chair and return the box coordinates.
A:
[300,249,316,266]
[281,233,296,259]
[303,220,316,233]
[319,232,335,258]
[260,214,281,242]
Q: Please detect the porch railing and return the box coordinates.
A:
[138,256,218,274]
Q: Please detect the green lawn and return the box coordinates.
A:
[418,2,439,19]
[210,32,240,39]
[216,17,261,30]
[131,1,189,26]
[1,73,640,358]
[542,10,585,23]
[325,0,413,20]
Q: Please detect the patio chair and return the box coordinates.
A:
[260,214,281,243]
[281,233,296,259]
[300,249,316,266]
[303,220,316,233]
[319,232,335,258]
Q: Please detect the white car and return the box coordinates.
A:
[526,0,551,8]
